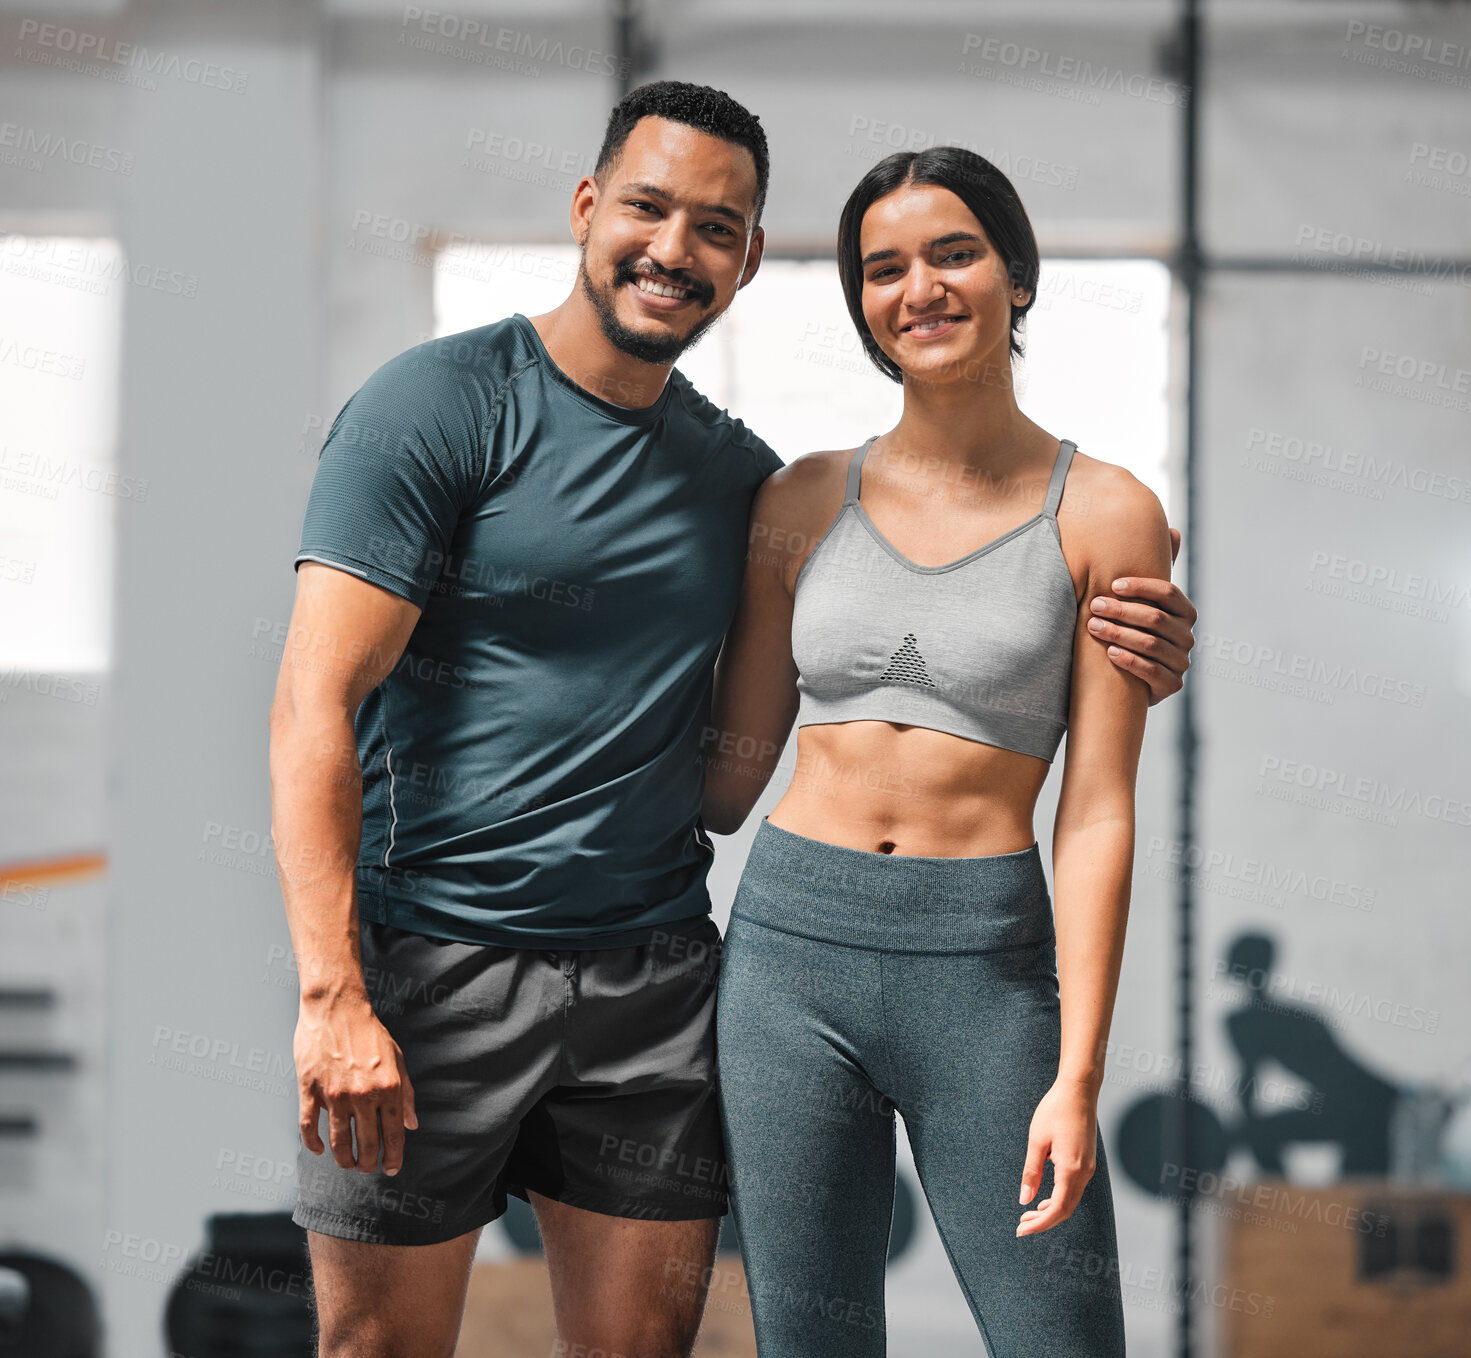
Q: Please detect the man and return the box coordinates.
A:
[269,80,1197,1358]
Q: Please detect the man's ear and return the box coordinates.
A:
[569,174,599,248]
[738,225,766,290]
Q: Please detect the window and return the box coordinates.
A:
[0,236,125,671]
[434,244,1170,505]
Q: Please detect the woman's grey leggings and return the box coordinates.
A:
[716,817,1127,1357]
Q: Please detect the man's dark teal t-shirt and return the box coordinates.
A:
[294,313,782,948]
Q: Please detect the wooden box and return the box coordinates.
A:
[1221,1179,1471,1357]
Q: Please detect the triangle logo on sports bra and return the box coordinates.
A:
[880,633,937,688]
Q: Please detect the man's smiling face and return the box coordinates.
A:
[574,115,763,365]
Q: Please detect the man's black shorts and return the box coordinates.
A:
[291,916,728,1246]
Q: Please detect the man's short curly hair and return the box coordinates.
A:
[594,79,769,226]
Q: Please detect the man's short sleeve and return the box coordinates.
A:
[714,404,783,479]
[294,351,489,610]
[750,434,784,478]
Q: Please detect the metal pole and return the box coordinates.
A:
[1175,1,1202,1355]
[611,0,645,101]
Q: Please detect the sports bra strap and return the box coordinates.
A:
[849,435,1076,514]
[1043,440,1077,519]
[844,436,879,504]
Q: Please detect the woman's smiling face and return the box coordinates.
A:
[858,181,1029,387]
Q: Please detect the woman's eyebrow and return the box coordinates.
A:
[861,231,983,266]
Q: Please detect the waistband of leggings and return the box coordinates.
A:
[728,816,1055,954]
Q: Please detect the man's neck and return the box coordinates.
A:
[529,294,674,411]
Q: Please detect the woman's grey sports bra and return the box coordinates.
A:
[791,435,1081,763]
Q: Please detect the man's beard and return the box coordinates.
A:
[579,252,722,366]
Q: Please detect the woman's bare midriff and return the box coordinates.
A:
[765,721,1051,858]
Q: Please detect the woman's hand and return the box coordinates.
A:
[1016,1076,1100,1237]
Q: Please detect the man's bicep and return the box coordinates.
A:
[273,561,422,716]
[295,359,485,611]
[294,428,460,612]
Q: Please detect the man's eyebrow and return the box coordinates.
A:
[861,231,984,266]
[622,181,747,226]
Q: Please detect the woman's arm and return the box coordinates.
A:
[1017,465,1173,1237]
[1090,527,1197,706]
[701,463,815,836]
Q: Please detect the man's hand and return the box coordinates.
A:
[1087,526,1195,706]
[296,992,419,1176]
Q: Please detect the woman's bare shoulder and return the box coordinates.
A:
[1058,448,1165,522]
[1057,448,1171,578]
[749,445,864,587]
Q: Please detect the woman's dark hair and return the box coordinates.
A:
[837,147,1040,383]
[595,80,770,226]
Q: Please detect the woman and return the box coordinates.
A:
[704,145,1173,1356]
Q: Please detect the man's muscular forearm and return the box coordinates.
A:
[269,693,418,1177]
[268,701,370,1003]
